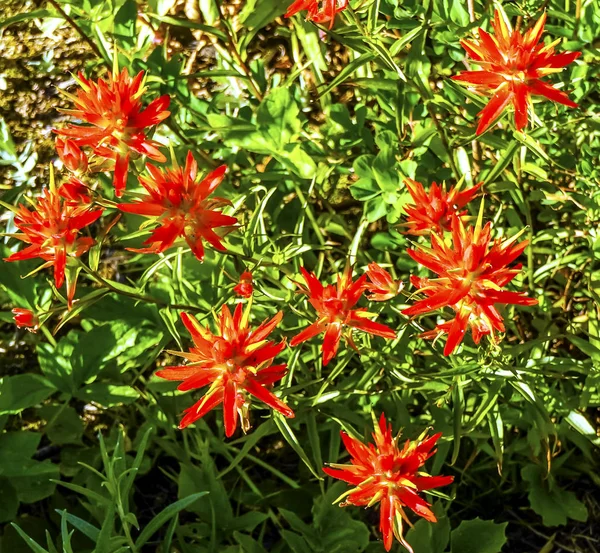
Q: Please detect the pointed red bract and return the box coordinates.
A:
[12,308,39,332]
[290,265,396,365]
[55,137,88,174]
[4,189,103,309]
[403,179,482,236]
[156,304,294,437]
[365,263,403,302]
[233,271,253,298]
[285,0,348,29]
[54,68,170,197]
[452,9,580,134]
[324,414,453,552]
[402,215,538,355]
[117,152,236,261]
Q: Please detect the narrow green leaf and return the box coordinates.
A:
[134,492,208,548]
[10,524,49,553]
[273,415,322,480]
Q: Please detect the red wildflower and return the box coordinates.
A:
[403,179,482,236]
[402,214,538,355]
[233,271,253,298]
[155,303,294,436]
[285,0,348,29]
[4,189,103,309]
[55,137,88,174]
[59,178,92,205]
[55,68,170,197]
[365,263,403,302]
[118,152,236,261]
[12,308,39,332]
[290,265,396,366]
[324,414,453,552]
[452,9,580,135]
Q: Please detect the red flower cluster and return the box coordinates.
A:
[156,303,294,436]
[55,68,170,197]
[453,9,580,134]
[290,265,396,366]
[285,0,348,29]
[118,152,236,261]
[365,263,403,302]
[234,271,254,298]
[4,188,103,308]
[12,308,39,332]
[403,179,482,236]
[403,214,538,355]
[324,414,453,552]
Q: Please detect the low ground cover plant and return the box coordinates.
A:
[0,0,599,552]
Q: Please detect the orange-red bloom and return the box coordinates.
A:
[365,263,403,302]
[58,178,93,205]
[324,414,453,552]
[12,308,39,332]
[290,266,396,366]
[403,215,538,355]
[55,68,170,197]
[4,189,103,308]
[285,0,348,29]
[55,137,88,174]
[118,152,236,261]
[155,304,294,436]
[403,179,482,236]
[452,9,580,134]
[233,271,253,298]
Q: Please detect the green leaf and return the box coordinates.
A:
[74,383,140,407]
[39,406,84,445]
[257,88,301,151]
[317,52,376,97]
[134,492,208,548]
[0,9,50,30]
[10,524,49,553]
[522,465,588,527]
[55,510,100,541]
[0,374,56,415]
[273,415,322,480]
[406,510,450,553]
[113,0,137,49]
[451,518,508,553]
[0,477,19,523]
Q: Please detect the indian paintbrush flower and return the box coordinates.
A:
[452,9,580,135]
[364,263,403,302]
[285,0,348,29]
[155,302,294,437]
[234,271,253,298]
[118,152,236,261]
[55,68,170,197]
[402,211,538,355]
[403,179,482,236]
[324,413,454,552]
[12,308,39,332]
[290,265,396,366]
[4,185,103,309]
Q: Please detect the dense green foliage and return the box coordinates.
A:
[0,0,599,552]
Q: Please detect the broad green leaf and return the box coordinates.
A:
[0,374,56,415]
[522,465,588,527]
[75,383,140,407]
[451,518,508,553]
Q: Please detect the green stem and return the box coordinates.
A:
[77,260,204,312]
[515,147,536,290]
